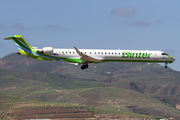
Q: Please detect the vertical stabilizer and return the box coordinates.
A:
[4,35,36,55]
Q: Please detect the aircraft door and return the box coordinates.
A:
[154,53,158,60]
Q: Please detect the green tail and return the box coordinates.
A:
[4,35,37,55]
[4,35,55,61]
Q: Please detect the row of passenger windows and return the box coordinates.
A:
[61,51,75,54]
[59,51,149,55]
[94,52,121,55]
[60,51,121,54]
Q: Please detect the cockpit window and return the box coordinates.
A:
[162,53,168,55]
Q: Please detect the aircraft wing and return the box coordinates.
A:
[74,47,102,64]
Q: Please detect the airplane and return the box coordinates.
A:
[4,35,175,70]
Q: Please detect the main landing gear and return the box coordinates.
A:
[81,63,89,70]
[165,62,168,68]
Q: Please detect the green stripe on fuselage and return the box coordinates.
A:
[19,50,54,61]
[102,59,173,63]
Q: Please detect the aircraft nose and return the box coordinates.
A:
[167,55,175,61]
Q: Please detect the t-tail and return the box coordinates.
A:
[4,35,56,61]
[4,35,37,56]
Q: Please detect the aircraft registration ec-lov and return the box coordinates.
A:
[4,35,175,70]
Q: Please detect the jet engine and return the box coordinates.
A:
[37,47,53,55]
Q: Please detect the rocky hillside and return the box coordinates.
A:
[0,53,180,118]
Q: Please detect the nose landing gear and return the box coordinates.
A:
[165,62,168,68]
[81,63,89,70]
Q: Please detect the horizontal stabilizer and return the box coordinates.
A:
[3,37,12,40]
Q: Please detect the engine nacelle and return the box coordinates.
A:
[37,47,53,55]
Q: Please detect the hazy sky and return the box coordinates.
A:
[0,0,180,71]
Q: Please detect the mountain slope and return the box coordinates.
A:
[0,53,180,118]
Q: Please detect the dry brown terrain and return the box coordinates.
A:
[7,107,92,120]
[6,107,146,120]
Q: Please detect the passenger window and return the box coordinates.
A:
[62,51,64,53]
[105,52,107,54]
[66,52,68,54]
[112,52,113,54]
[95,52,96,54]
[115,53,117,54]
[109,53,110,54]
[98,52,100,54]
[102,52,103,54]
[69,52,71,54]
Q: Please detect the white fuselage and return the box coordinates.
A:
[52,48,173,63]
